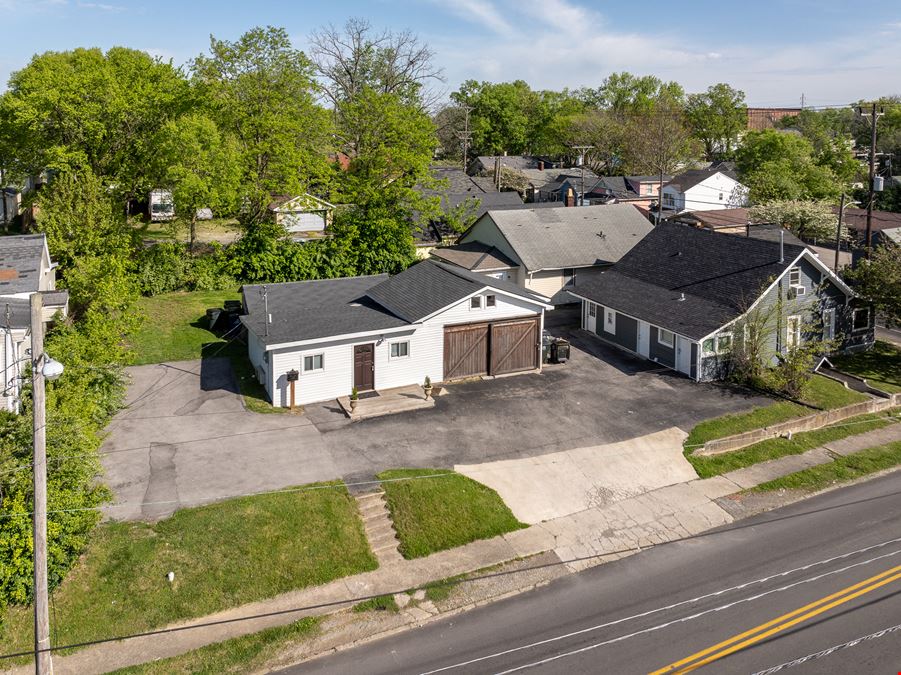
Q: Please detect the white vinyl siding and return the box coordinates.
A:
[264,290,544,407]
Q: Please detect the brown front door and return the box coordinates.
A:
[490,318,540,375]
[353,344,375,391]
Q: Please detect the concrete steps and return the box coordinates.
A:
[355,490,404,566]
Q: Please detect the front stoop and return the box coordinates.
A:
[355,490,405,566]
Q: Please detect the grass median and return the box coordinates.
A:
[109,617,320,675]
[755,440,901,492]
[684,374,869,451]
[378,469,526,559]
[0,483,376,658]
[687,411,899,478]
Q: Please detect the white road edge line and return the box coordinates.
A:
[419,536,901,675]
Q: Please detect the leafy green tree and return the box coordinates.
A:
[750,200,843,242]
[737,129,846,201]
[843,245,901,325]
[0,47,190,203]
[451,80,537,156]
[685,83,747,159]
[153,114,241,247]
[335,88,437,204]
[191,26,332,224]
[580,72,684,116]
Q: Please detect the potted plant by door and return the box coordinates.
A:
[422,376,433,400]
[350,387,359,412]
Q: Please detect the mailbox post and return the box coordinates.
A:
[286,369,299,409]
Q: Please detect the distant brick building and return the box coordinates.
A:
[746,108,802,131]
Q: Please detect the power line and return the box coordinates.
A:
[3,500,899,663]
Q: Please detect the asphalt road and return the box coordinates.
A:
[283,472,901,675]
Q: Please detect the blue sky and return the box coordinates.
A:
[1,0,899,106]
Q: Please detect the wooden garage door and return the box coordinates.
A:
[490,318,539,375]
[444,323,489,380]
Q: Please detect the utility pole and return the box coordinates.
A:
[859,102,884,259]
[30,293,52,675]
[455,106,473,172]
[835,193,845,272]
[570,145,593,207]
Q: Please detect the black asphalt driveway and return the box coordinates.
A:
[308,321,770,480]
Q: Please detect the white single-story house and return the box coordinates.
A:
[241,260,553,407]
[0,234,68,413]
[569,223,873,382]
[268,193,335,237]
[431,203,654,305]
[660,169,749,215]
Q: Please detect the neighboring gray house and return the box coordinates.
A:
[569,223,873,382]
[0,234,68,413]
[241,260,552,407]
[432,203,654,304]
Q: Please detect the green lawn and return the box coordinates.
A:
[130,290,281,414]
[110,617,320,675]
[755,440,901,492]
[130,290,241,365]
[688,411,899,478]
[378,469,526,559]
[0,483,376,657]
[684,375,869,451]
[831,341,901,394]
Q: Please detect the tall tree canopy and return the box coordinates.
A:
[0,47,189,201]
[685,83,747,159]
[191,26,333,223]
[309,17,444,109]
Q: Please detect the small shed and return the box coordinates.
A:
[268,194,335,236]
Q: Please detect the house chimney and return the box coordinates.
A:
[779,230,784,263]
[538,160,544,171]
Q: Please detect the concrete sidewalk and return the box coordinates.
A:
[23,422,901,675]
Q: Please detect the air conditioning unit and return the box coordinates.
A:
[787,285,806,299]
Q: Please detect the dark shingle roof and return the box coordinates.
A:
[0,234,47,295]
[367,260,547,322]
[664,168,738,193]
[571,222,808,339]
[243,261,549,346]
[430,241,519,271]
[242,276,408,346]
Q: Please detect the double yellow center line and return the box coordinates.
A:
[650,563,901,674]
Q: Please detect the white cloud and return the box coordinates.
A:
[76,1,125,11]
[426,0,899,105]
[431,0,514,37]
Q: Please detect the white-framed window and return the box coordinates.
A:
[786,315,801,349]
[486,294,496,308]
[658,328,675,348]
[852,307,870,331]
[717,333,733,353]
[470,296,482,310]
[390,341,410,359]
[588,302,597,318]
[663,193,675,207]
[718,192,724,201]
[789,266,801,286]
[822,307,835,340]
[303,353,324,372]
[604,308,616,334]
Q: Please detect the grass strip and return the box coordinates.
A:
[831,340,901,394]
[755,440,901,492]
[378,469,526,559]
[688,412,899,478]
[1,483,376,656]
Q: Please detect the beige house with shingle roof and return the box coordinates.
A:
[433,203,654,304]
